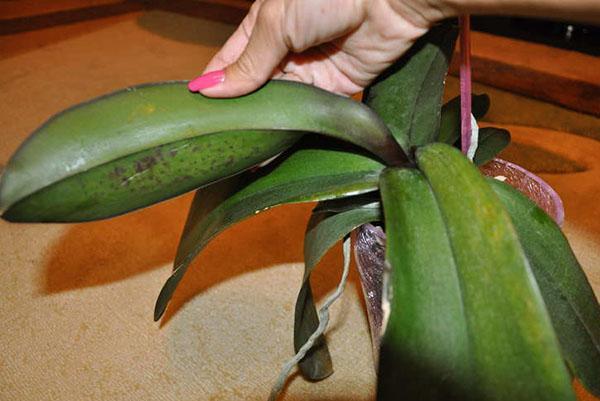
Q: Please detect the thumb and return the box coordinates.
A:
[196,1,289,98]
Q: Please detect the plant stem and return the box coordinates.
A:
[459,15,472,155]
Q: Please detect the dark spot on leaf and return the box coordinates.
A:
[108,166,126,179]
[135,155,160,173]
[154,148,165,161]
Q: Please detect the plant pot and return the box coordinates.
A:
[354,222,387,365]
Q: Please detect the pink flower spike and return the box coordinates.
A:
[459,15,472,155]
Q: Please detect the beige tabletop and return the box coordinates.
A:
[0,10,598,401]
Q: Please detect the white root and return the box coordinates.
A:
[268,237,352,401]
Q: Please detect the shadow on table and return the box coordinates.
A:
[42,195,364,325]
[157,201,366,326]
[43,194,192,294]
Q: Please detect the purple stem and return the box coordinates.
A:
[459,15,472,155]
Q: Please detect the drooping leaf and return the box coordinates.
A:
[155,142,384,320]
[363,22,458,152]
[490,178,600,396]
[173,178,244,282]
[473,128,511,166]
[438,93,490,144]
[1,80,403,222]
[295,202,381,380]
[270,238,352,401]
[378,167,471,400]
[415,143,574,401]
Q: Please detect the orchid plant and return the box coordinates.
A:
[0,19,598,401]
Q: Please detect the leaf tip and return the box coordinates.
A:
[153,286,171,321]
[153,301,166,322]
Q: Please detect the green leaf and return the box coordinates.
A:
[3,130,299,222]
[312,192,381,214]
[438,93,491,144]
[378,167,471,400]
[490,178,600,396]
[415,143,574,401]
[1,80,403,222]
[473,128,511,166]
[155,142,384,320]
[363,22,458,152]
[295,202,381,380]
[173,178,243,279]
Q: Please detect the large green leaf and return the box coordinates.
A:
[415,143,574,401]
[155,142,384,320]
[294,202,380,380]
[1,80,403,222]
[378,167,471,400]
[362,22,457,152]
[3,131,299,222]
[438,93,491,144]
[490,178,600,396]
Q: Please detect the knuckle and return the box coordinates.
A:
[248,0,264,17]
[281,5,310,52]
[257,0,280,25]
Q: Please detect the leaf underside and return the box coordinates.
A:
[1,80,403,222]
[3,130,300,222]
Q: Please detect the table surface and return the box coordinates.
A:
[0,10,598,401]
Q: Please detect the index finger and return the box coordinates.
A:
[202,0,263,73]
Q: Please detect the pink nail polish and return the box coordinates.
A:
[188,70,225,92]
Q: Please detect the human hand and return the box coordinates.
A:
[188,0,600,98]
[188,0,449,97]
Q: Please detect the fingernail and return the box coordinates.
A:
[188,70,225,92]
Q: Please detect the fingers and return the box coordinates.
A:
[202,24,250,73]
[201,1,261,73]
[189,0,369,97]
[192,0,289,97]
